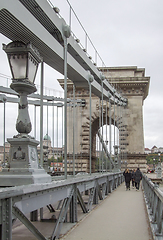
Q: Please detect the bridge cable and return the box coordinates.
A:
[101,80,104,173]
[57,105,59,171]
[52,99,55,172]
[109,95,112,167]
[62,105,64,169]
[120,99,123,163]
[105,100,108,171]
[47,100,49,165]
[40,62,44,168]
[34,105,36,139]
[99,98,101,172]
[73,84,75,176]
[68,94,71,173]
[113,89,116,155]
[89,80,92,174]
[76,92,79,172]
[80,94,84,172]
[3,99,6,166]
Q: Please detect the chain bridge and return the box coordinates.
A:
[0,0,162,239]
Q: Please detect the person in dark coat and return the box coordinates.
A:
[131,169,136,188]
[123,169,132,190]
[135,168,142,191]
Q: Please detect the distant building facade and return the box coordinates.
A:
[144,148,151,154]
[0,142,10,165]
[145,146,163,154]
[37,134,63,161]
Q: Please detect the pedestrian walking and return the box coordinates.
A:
[135,167,142,191]
[123,169,132,190]
[131,169,136,188]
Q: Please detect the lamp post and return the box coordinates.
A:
[0,41,51,186]
[156,152,162,178]
[153,158,155,172]
[113,145,120,172]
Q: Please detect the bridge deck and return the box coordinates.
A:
[12,182,152,240]
[61,183,152,240]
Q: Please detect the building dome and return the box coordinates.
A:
[43,134,51,141]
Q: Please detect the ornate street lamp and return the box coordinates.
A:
[3,41,41,135]
[153,158,155,172]
[156,152,162,178]
[0,41,51,186]
[113,145,120,172]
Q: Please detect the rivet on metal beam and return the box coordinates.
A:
[53,7,60,14]
[108,92,112,99]
[100,72,105,81]
[87,71,94,83]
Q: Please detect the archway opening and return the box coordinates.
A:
[95,124,119,172]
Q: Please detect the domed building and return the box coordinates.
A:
[9,133,64,172]
[43,134,51,149]
[41,134,63,164]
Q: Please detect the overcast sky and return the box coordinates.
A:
[0,0,163,149]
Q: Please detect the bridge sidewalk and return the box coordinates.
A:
[61,183,152,240]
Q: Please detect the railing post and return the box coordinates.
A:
[70,184,77,223]
[156,199,162,235]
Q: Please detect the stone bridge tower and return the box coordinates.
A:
[59,66,150,173]
[100,66,150,172]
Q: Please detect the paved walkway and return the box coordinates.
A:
[61,183,152,240]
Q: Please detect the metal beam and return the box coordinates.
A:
[51,186,74,239]
[87,181,97,211]
[1,198,12,240]
[0,86,63,101]
[12,206,46,240]
[0,94,64,107]
[0,172,124,239]
[0,0,127,104]
[77,188,88,214]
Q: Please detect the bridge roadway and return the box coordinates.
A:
[61,183,152,240]
[12,182,152,240]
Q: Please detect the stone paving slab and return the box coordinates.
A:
[61,183,152,240]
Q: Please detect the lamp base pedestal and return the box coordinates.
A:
[0,136,51,186]
[0,168,51,186]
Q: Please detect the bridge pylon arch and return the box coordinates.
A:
[59,79,126,173]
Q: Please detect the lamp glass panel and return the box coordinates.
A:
[28,57,37,83]
[10,55,27,79]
